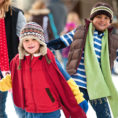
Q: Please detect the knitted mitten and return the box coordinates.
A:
[0,74,12,91]
[79,99,88,113]
[67,78,88,113]
[55,59,88,113]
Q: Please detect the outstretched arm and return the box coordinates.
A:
[47,29,76,50]
[55,59,88,113]
[47,38,66,50]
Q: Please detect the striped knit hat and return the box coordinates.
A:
[18,22,47,59]
[90,2,113,22]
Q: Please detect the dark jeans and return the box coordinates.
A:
[0,91,8,118]
[80,88,112,118]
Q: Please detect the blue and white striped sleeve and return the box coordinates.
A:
[116,49,118,62]
[59,29,76,46]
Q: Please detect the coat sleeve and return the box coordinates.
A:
[55,58,85,104]
[0,55,19,91]
[47,29,75,50]
[44,49,87,118]
[47,37,66,50]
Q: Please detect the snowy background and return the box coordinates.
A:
[6,74,118,118]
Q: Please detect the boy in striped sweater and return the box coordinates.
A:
[47,2,118,118]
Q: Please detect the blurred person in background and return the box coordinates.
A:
[0,0,26,118]
[46,0,67,35]
[61,11,81,68]
[29,0,59,42]
[111,17,118,75]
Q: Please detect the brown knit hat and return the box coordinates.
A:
[90,2,113,22]
[18,22,47,59]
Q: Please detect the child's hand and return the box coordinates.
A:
[79,100,88,113]
[67,78,88,113]
[0,74,12,91]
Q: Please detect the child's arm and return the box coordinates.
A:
[55,59,88,113]
[0,74,12,91]
[67,78,84,103]
[47,29,76,50]
[56,59,84,103]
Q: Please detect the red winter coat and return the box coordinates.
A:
[10,49,86,118]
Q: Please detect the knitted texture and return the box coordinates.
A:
[20,22,45,42]
[90,2,113,22]
[0,19,9,72]
[19,22,47,59]
[84,23,118,118]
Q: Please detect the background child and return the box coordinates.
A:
[0,22,87,118]
[61,11,81,68]
[47,2,118,118]
[28,0,59,42]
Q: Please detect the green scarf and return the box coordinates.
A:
[84,23,118,118]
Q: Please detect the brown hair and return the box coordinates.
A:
[1,0,11,12]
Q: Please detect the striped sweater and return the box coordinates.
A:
[59,29,118,88]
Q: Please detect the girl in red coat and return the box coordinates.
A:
[0,22,87,118]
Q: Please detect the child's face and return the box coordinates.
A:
[23,38,40,54]
[67,13,80,25]
[92,14,111,31]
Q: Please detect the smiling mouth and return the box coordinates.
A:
[98,23,105,26]
[100,25,105,26]
[28,46,34,49]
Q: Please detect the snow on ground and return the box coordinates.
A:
[6,75,118,118]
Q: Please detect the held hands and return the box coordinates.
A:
[67,78,88,113]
